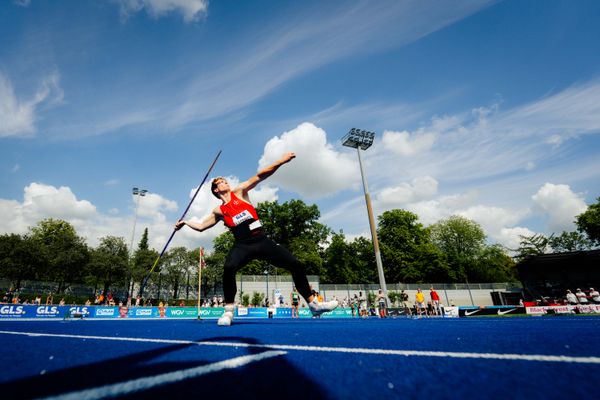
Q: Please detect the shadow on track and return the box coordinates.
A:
[1,336,327,399]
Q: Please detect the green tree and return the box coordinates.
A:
[576,196,600,245]
[514,233,549,262]
[162,247,196,299]
[86,236,128,298]
[429,215,486,282]
[132,228,159,296]
[322,232,378,283]
[29,219,89,292]
[548,231,593,252]
[251,291,265,306]
[348,237,378,283]
[322,232,359,283]
[0,234,41,286]
[473,244,517,282]
[378,209,452,283]
[256,200,331,276]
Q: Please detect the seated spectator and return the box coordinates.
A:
[566,289,578,305]
[590,288,600,304]
[576,288,588,304]
[59,298,65,305]
[566,289,579,305]
[46,293,53,305]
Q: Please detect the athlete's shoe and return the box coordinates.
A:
[217,305,234,326]
[309,299,339,317]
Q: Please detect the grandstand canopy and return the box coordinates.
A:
[516,250,600,301]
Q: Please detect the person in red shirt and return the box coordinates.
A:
[430,286,441,315]
[176,152,338,325]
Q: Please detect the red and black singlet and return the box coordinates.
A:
[220,192,263,240]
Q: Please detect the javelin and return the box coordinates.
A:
[138,150,222,297]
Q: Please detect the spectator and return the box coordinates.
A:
[357,291,368,318]
[350,295,357,318]
[46,293,53,305]
[34,294,42,305]
[575,288,588,304]
[376,289,387,318]
[85,298,91,306]
[589,288,600,304]
[59,298,65,305]
[566,289,578,305]
[290,286,300,318]
[415,288,427,317]
[5,288,14,304]
[430,286,441,315]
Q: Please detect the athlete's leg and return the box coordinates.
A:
[258,237,338,316]
[218,242,255,326]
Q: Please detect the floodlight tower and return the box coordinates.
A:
[341,128,388,303]
[129,187,148,297]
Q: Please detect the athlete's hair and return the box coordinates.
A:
[211,177,226,198]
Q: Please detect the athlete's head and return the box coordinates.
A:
[211,177,228,198]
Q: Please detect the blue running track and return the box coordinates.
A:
[1,316,599,399]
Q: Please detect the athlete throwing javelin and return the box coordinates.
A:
[175,152,338,325]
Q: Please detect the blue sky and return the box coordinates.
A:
[1,0,600,253]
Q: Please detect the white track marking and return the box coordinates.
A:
[37,350,286,400]
[1,330,599,364]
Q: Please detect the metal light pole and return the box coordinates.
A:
[341,128,389,303]
[264,268,270,307]
[129,187,148,298]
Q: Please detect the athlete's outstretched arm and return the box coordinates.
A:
[175,208,220,232]
[237,152,296,194]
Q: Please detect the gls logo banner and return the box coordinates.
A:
[0,305,25,316]
[69,307,90,315]
[36,306,60,316]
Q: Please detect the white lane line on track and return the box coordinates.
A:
[1,330,600,365]
[37,350,286,400]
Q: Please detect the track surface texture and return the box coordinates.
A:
[1,316,599,399]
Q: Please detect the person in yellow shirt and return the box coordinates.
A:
[415,288,427,317]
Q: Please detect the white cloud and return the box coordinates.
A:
[376,176,438,206]
[118,0,208,22]
[0,71,63,138]
[382,130,436,156]
[258,122,359,199]
[135,192,177,222]
[22,183,97,220]
[0,183,97,236]
[497,226,536,251]
[0,182,213,251]
[531,183,587,233]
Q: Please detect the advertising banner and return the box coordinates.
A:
[321,308,352,318]
[526,305,600,315]
[459,306,526,317]
[198,307,225,319]
[167,307,198,319]
[93,306,118,318]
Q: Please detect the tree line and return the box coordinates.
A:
[1,196,599,299]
